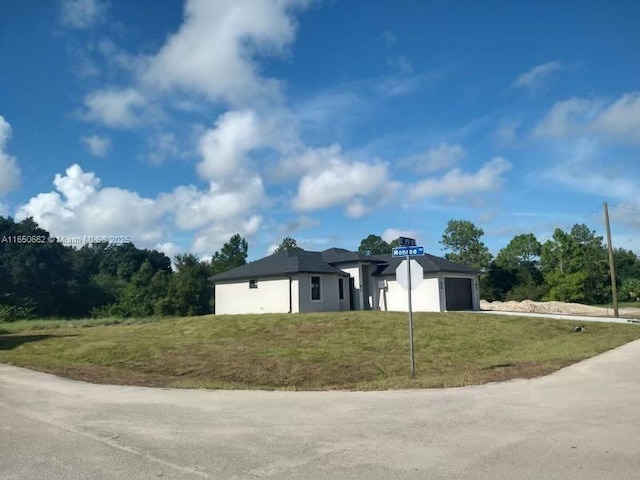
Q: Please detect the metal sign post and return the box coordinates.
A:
[407,253,415,378]
[392,239,424,379]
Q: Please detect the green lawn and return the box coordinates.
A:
[1,311,639,390]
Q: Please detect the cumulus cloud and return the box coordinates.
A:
[141,0,309,106]
[82,88,150,128]
[81,134,111,157]
[513,61,562,92]
[60,0,108,29]
[533,92,640,144]
[294,157,389,213]
[161,176,265,230]
[192,215,263,258]
[410,157,512,200]
[17,164,164,243]
[16,164,265,256]
[0,116,21,195]
[197,110,266,181]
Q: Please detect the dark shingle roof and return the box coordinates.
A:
[210,249,348,282]
[210,248,479,283]
[372,253,480,276]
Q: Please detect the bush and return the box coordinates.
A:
[0,304,37,323]
[620,278,640,302]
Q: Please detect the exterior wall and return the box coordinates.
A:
[215,277,293,314]
[335,262,380,310]
[297,273,341,313]
[339,263,362,310]
[378,274,443,312]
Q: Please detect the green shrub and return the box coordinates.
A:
[0,304,37,323]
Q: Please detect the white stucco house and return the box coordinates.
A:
[210,248,481,315]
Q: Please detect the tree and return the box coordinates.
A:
[163,254,212,316]
[495,233,542,269]
[440,220,492,269]
[274,236,302,254]
[211,234,249,275]
[489,233,546,301]
[614,248,640,284]
[540,224,609,304]
[108,261,171,317]
[358,234,391,255]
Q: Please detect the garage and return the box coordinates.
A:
[444,277,473,311]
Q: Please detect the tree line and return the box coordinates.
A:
[357,220,640,305]
[0,217,248,321]
[2,216,639,320]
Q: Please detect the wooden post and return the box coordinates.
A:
[604,202,619,318]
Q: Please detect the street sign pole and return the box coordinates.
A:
[392,239,423,380]
[407,254,415,378]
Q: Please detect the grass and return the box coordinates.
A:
[1,311,639,391]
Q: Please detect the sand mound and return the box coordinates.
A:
[480,299,640,317]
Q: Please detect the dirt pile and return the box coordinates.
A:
[480,299,640,318]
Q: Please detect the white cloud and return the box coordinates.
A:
[161,176,265,230]
[294,157,389,213]
[53,164,100,207]
[274,144,341,181]
[15,164,265,256]
[82,88,150,128]
[402,143,465,173]
[345,201,371,219]
[513,61,562,91]
[592,92,640,142]
[17,164,164,243]
[533,92,640,144]
[197,110,266,181]
[0,116,21,195]
[141,0,309,106]
[410,157,512,200]
[191,215,262,258]
[60,0,108,29]
[81,134,111,157]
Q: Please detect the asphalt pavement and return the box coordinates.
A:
[1,339,639,479]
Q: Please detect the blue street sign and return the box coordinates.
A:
[398,236,416,247]
[392,246,425,257]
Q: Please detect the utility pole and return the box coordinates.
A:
[603,202,619,318]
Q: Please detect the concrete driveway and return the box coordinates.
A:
[1,341,639,480]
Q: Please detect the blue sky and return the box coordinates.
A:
[1,0,639,261]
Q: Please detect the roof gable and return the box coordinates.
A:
[210,247,480,282]
[210,249,347,282]
[373,253,480,276]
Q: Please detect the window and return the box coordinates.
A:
[338,278,344,300]
[249,279,258,289]
[311,276,321,301]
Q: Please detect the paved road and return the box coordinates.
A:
[1,341,639,479]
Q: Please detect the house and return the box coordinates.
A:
[210,247,481,315]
